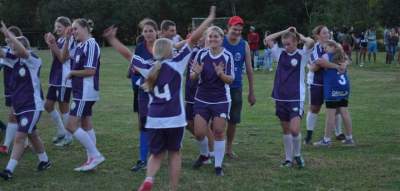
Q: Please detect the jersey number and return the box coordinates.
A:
[338,75,347,85]
[154,84,171,101]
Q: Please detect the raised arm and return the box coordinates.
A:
[187,6,216,47]
[173,39,187,50]
[44,33,69,63]
[103,25,133,61]
[298,33,314,49]
[0,21,29,58]
[264,27,292,42]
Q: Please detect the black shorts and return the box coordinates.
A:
[133,86,139,113]
[228,88,243,124]
[147,127,184,155]
[46,86,72,103]
[325,99,348,109]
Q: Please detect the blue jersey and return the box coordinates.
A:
[223,36,246,89]
[323,53,350,101]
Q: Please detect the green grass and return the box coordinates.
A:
[0,48,399,191]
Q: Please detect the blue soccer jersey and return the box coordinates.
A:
[322,53,350,101]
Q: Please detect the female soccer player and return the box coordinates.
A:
[0,21,51,180]
[64,18,105,171]
[43,16,75,146]
[191,25,235,176]
[264,27,314,168]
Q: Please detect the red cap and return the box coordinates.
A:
[228,16,244,26]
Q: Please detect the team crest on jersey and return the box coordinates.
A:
[75,55,80,63]
[71,102,76,110]
[292,107,299,112]
[290,59,298,67]
[20,117,29,127]
[19,68,26,77]
[234,53,242,62]
[220,113,227,118]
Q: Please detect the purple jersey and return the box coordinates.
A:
[1,47,18,98]
[10,52,44,114]
[132,44,193,129]
[271,44,311,102]
[49,37,75,87]
[185,47,200,103]
[307,42,324,86]
[71,38,100,101]
[194,48,235,104]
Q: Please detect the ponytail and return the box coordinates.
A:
[142,60,162,92]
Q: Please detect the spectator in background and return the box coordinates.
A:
[384,27,390,64]
[387,28,399,64]
[247,26,260,70]
[366,26,377,64]
[359,31,368,67]
[263,30,273,72]
[397,27,400,64]
[351,31,360,65]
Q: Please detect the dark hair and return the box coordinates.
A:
[73,18,94,33]
[8,26,23,37]
[139,18,158,31]
[312,25,327,38]
[55,16,71,27]
[160,20,176,31]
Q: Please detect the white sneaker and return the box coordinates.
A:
[74,159,90,172]
[55,137,73,147]
[80,155,105,171]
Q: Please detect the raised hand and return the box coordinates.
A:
[191,61,203,75]
[0,21,9,37]
[102,25,117,39]
[213,62,225,77]
[44,32,56,45]
[65,26,73,38]
[209,5,216,19]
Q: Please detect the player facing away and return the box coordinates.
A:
[264,27,314,168]
[64,18,105,171]
[312,40,355,147]
[43,16,75,147]
[0,21,51,180]
[134,7,215,191]
[191,26,235,176]
[0,26,22,155]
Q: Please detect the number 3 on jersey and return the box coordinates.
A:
[338,74,346,85]
[154,84,171,101]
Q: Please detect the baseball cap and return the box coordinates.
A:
[228,16,244,26]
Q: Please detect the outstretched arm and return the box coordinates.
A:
[0,21,29,58]
[103,25,133,61]
[187,6,216,47]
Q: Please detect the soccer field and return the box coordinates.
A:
[0,48,399,191]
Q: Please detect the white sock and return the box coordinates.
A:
[73,128,100,158]
[4,123,18,148]
[292,134,302,157]
[306,112,318,131]
[209,151,214,157]
[49,110,66,137]
[335,114,343,136]
[197,137,209,156]
[145,176,154,182]
[6,159,18,173]
[283,134,293,161]
[323,136,331,142]
[214,140,225,168]
[86,129,96,145]
[345,134,353,140]
[62,113,69,125]
[38,152,49,162]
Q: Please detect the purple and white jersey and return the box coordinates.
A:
[185,46,200,104]
[49,37,76,88]
[71,38,100,101]
[10,51,44,114]
[194,48,235,104]
[307,42,324,86]
[271,44,311,102]
[1,47,19,98]
[131,44,193,129]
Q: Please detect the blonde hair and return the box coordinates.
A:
[142,38,173,92]
[206,26,224,38]
[16,36,31,49]
[324,40,347,64]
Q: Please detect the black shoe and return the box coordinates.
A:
[336,133,346,141]
[131,160,146,172]
[215,167,224,176]
[294,156,305,168]
[304,130,313,144]
[192,155,209,169]
[280,160,292,168]
[0,169,13,180]
[37,160,52,171]
[0,120,6,131]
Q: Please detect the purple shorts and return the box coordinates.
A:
[193,101,230,122]
[46,86,72,103]
[147,127,184,155]
[309,85,324,106]
[275,101,304,122]
[185,102,194,121]
[5,96,12,107]
[16,111,42,134]
[70,100,96,117]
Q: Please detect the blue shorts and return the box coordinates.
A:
[46,86,72,103]
[368,42,377,53]
[193,101,230,122]
[147,127,184,155]
[275,101,304,122]
[70,100,96,117]
[16,111,41,134]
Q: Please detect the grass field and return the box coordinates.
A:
[0,48,399,191]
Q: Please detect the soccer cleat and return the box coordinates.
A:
[131,160,146,172]
[0,146,9,154]
[304,131,313,145]
[294,156,305,168]
[137,180,153,191]
[335,133,346,141]
[37,160,52,171]
[313,139,332,147]
[52,135,65,144]
[79,155,105,171]
[54,137,73,147]
[342,139,356,146]
[192,155,209,169]
[215,167,224,176]
[74,159,90,172]
[280,160,292,168]
[0,169,13,181]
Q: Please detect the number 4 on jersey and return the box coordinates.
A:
[154,84,171,101]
